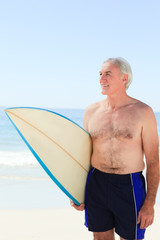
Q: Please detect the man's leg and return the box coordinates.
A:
[93,229,115,240]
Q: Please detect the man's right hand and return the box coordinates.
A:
[70,200,85,211]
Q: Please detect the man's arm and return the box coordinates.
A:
[138,107,159,229]
[70,107,90,211]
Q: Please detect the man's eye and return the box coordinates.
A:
[106,74,111,77]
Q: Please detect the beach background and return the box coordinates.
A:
[1,0,160,239]
[0,107,160,239]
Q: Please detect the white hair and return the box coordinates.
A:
[104,57,133,90]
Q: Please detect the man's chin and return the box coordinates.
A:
[101,90,108,95]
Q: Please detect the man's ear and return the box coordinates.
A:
[122,74,128,85]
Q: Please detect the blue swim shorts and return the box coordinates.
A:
[85,168,146,239]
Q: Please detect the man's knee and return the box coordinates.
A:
[93,229,115,240]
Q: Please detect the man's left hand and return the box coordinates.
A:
[137,204,154,229]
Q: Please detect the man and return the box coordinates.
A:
[71,57,159,240]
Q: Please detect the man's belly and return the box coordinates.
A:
[91,140,145,174]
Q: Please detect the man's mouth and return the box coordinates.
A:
[101,85,109,87]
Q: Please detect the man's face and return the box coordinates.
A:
[99,62,126,96]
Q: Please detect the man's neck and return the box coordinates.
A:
[105,91,129,111]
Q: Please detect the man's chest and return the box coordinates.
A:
[88,109,142,141]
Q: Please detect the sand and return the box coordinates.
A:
[0,205,159,240]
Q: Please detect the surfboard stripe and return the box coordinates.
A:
[5,109,88,173]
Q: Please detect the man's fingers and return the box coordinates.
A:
[140,217,146,229]
[138,213,154,229]
[70,200,85,211]
[145,216,154,228]
[137,212,141,224]
[70,200,74,206]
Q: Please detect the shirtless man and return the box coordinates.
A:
[71,58,159,240]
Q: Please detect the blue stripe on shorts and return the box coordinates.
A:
[130,172,146,239]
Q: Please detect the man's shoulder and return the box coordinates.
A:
[131,98,152,111]
[83,100,102,119]
[133,99,155,118]
[83,101,102,130]
[85,101,100,112]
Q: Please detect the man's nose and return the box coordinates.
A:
[100,74,107,83]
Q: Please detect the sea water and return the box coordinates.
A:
[0,107,160,209]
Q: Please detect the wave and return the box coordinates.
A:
[0,175,48,180]
[0,151,38,167]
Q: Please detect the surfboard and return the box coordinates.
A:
[5,107,92,205]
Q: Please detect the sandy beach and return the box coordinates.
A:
[0,205,159,240]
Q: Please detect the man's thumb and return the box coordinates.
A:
[137,212,141,224]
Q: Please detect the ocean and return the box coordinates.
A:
[0,107,160,209]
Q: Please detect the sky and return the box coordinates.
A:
[0,0,160,111]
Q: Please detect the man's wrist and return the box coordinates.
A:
[143,198,155,208]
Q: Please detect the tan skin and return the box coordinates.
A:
[71,62,159,240]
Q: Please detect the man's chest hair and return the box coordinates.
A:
[88,108,141,141]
